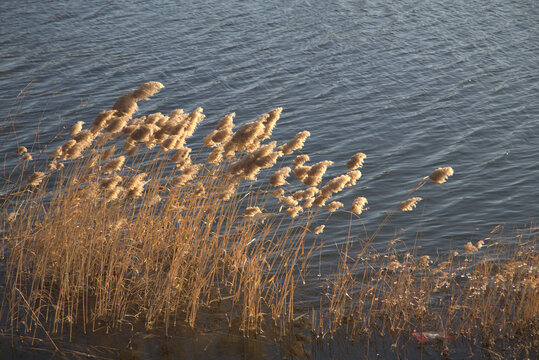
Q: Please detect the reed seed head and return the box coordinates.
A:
[346,152,366,170]
[244,206,262,217]
[219,184,237,201]
[132,81,165,101]
[313,225,325,235]
[464,242,478,253]
[270,167,292,187]
[387,260,401,272]
[259,108,282,140]
[22,153,32,161]
[171,147,192,163]
[277,131,310,155]
[103,156,126,174]
[17,146,28,155]
[281,196,299,207]
[327,201,344,213]
[101,146,116,161]
[304,161,333,186]
[292,154,309,167]
[400,197,422,211]
[293,166,311,182]
[106,116,129,134]
[351,197,368,215]
[429,167,454,184]
[286,205,302,218]
[303,197,315,209]
[91,110,115,133]
[28,172,46,186]
[345,170,362,186]
[131,123,159,142]
[106,186,125,202]
[101,174,123,190]
[207,146,224,165]
[194,183,205,197]
[418,255,431,267]
[70,121,85,136]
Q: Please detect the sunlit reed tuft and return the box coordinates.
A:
[69,121,85,136]
[276,131,310,155]
[313,225,325,234]
[27,171,46,186]
[351,197,368,215]
[400,197,422,211]
[244,206,262,217]
[270,167,291,187]
[346,152,366,170]
[103,156,126,174]
[327,201,344,213]
[304,160,333,186]
[428,166,454,184]
[286,205,302,218]
[464,241,478,253]
[292,154,309,167]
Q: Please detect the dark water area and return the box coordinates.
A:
[1,0,538,358]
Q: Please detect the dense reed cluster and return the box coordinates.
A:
[1,82,536,357]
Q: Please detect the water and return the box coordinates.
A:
[0,0,538,356]
[2,0,538,264]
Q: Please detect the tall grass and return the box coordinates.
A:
[1,82,537,356]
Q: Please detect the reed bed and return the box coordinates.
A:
[1,82,537,357]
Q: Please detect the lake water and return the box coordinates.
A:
[0,0,538,356]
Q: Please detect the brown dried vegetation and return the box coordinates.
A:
[1,83,536,357]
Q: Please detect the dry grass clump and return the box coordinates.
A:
[1,82,372,341]
[2,82,536,358]
[322,224,537,357]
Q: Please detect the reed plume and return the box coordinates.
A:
[259,107,282,140]
[292,154,309,167]
[293,165,311,182]
[27,171,46,186]
[204,112,235,147]
[103,156,126,174]
[351,197,368,215]
[270,167,291,187]
[400,197,422,211]
[327,201,343,213]
[346,152,366,169]
[304,160,333,186]
[69,121,85,136]
[125,173,147,199]
[464,241,478,253]
[313,225,325,234]
[286,205,302,218]
[428,166,454,184]
[244,206,262,217]
[276,131,310,155]
[17,146,28,154]
[101,174,123,190]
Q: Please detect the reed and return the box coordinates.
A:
[1,82,536,357]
